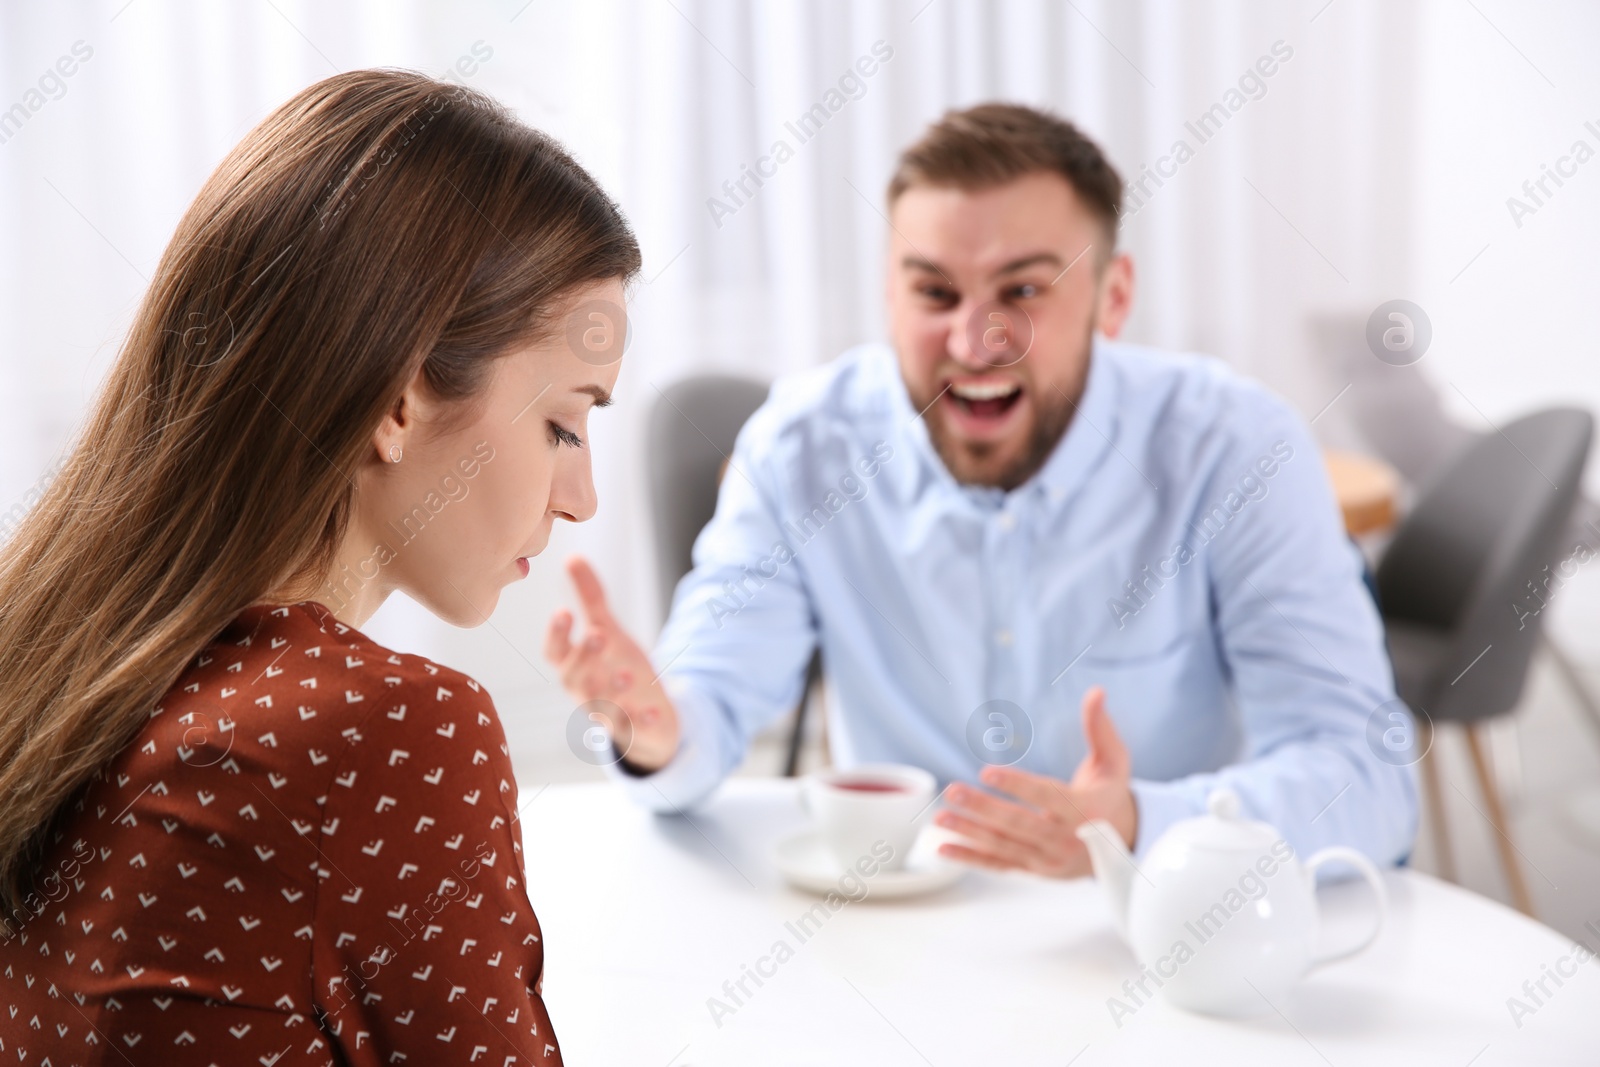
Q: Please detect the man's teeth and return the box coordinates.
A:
[949,381,1020,401]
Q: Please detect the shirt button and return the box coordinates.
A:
[997,512,1017,532]
[994,628,1014,647]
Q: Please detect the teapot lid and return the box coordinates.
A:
[1165,787,1283,852]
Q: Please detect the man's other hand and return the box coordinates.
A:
[934,685,1138,877]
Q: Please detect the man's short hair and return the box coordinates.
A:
[887,103,1123,259]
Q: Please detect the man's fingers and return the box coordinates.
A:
[937,817,1091,878]
[934,814,1036,866]
[937,840,1024,872]
[557,633,611,697]
[978,765,1084,821]
[935,810,1029,853]
[565,556,615,627]
[1080,684,1130,779]
[543,609,574,665]
[942,783,1052,839]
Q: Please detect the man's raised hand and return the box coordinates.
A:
[543,556,680,772]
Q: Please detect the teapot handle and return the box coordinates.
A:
[1304,846,1388,970]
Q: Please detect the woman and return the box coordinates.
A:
[0,69,638,1064]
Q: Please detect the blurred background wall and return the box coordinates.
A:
[4,0,1600,931]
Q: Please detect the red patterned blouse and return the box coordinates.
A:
[0,600,561,1066]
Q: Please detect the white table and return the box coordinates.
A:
[520,781,1600,1066]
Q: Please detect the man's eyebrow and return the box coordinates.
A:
[992,252,1062,277]
[901,252,1065,280]
[574,384,612,407]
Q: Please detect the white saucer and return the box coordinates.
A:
[774,826,966,899]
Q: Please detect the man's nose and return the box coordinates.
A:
[950,300,1032,371]
[946,300,992,371]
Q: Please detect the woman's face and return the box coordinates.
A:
[336,278,626,628]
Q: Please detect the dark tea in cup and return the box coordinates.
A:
[833,779,908,793]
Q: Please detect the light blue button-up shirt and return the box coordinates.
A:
[618,336,1418,866]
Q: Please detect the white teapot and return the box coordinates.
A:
[1075,787,1387,1017]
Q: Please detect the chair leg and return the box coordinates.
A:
[1463,722,1536,918]
[1416,718,1456,883]
[781,698,807,778]
[782,651,823,778]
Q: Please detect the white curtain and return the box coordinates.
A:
[3,0,1597,773]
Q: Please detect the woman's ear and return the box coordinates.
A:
[370,365,429,464]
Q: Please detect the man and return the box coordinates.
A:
[545,103,1417,874]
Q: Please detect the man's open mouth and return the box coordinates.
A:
[946,378,1024,421]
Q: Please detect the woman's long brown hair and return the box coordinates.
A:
[0,69,640,911]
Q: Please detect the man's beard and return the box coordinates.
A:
[917,325,1094,491]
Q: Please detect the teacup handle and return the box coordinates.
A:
[1304,846,1388,970]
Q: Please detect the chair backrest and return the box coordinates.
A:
[646,375,771,621]
[1375,407,1593,717]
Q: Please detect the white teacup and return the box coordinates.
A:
[802,763,937,873]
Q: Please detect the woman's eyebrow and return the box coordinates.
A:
[573,384,612,407]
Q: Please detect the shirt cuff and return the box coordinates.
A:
[601,674,727,813]
[1128,776,1207,859]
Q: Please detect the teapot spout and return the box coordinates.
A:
[1075,820,1135,940]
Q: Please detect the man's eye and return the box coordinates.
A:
[1007,283,1041,300]
[549,422,584,449]
[917,285,957,306]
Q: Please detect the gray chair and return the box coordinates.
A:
[1377,407,1593,916]
[646,375,820,777]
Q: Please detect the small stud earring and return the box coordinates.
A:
[388,444,402,463]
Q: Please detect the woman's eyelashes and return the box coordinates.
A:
[548,421,584,449]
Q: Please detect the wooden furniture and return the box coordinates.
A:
[1324,448,1401,535]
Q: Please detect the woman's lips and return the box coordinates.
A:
[516,557,530,578]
